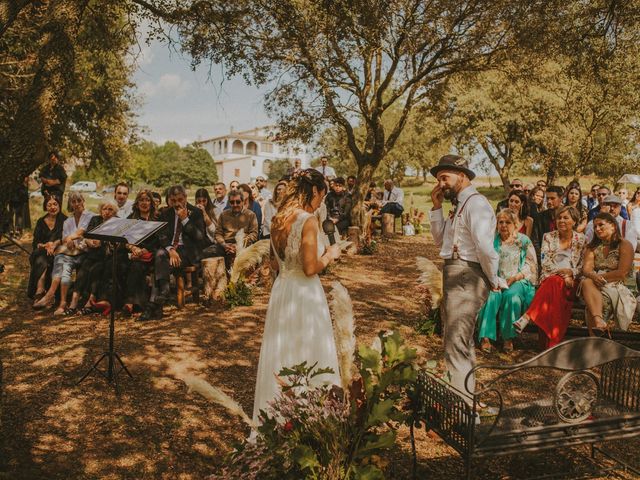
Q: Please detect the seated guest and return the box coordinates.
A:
[256,176,272,201]
[380,179,404,216]
[75,200,121,315]
[531,185,564,260]
[588,185,630,221]
[140,185,206,321]
[229,180,240,192]
[514,206,586,349]
[324,177,352,236]
[212,182,228,218]
[194,188,217,244]
[585,195,637,251]
[364,182,380,211]
[263,180,288,239]
[204,190,258,267]
[250,183,267,211]
[564,185,587,233]
[478,209,537,353]
[28,194,67,299]
[33,192,95,315]
[583,184,600,211]
[347,175,357,195]
[114,182,133,218]
[496,178,524,211]
[507,191,534,238]
[528,186,545,220]
[580,212,636,335]
[124,190,159,315]
[151,191,162,210]
[238,183,263,236]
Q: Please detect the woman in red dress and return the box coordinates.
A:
[514,206,587,348]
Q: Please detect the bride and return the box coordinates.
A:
[252,169,342,425]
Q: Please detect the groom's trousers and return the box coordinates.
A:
[441,259,490,401]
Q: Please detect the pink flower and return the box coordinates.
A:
[283,420,294,432]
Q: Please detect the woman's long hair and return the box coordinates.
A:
[132,189,157,219]
[238,183,255,208]
[588,212,622,250]
[271,180,288,206]
[508,191,530,221]
[194,188,216,220]
[564,186,585,216]
[271,169,327,257]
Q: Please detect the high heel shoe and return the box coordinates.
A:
[33,295,54,310]
[513,315,530,335]
[592,315,611,339]
[90,299,111,316]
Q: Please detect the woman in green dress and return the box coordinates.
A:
[478,209,537,352]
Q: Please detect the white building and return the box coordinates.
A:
[197,126,310,185]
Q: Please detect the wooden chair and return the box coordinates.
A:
[175,265,200,309]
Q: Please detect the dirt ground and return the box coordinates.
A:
[1,233,639,479]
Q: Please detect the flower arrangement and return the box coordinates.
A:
[224,231,271,308]
[205,331,416,480]
[409,207,426,234]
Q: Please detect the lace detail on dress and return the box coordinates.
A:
[275,211,311,275]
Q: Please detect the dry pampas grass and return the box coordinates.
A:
[229,239,271,283]
[329,281,356,392]
[416,256,443,308]
[180,373,255,428]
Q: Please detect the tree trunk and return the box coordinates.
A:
[1,1,80,225]
[351,162,377,229]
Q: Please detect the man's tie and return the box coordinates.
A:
[387,191,391,201]
[323,166,326,176]
[172,217,182,248]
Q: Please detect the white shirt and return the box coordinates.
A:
[116,199,133,219]
[259,187,272,201]
[62,210,96,250]
[584,216,637,251]
[262,200,277,237]
[381,186,404,206]
[315,165,336,178]
[429,185,500,288]
[213,196,228,218]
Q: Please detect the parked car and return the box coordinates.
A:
[88,192,104,200]
[69,181,97,192]
[29,190,43,199]
[102,185,115,193]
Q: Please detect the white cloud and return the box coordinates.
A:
[138,73,190,99]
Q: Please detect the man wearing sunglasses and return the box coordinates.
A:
[583,184,600,211]
[205,190,259,268]
[588,186,629,221]
[496,179,524,212]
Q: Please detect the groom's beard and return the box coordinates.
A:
[443,188,457,201]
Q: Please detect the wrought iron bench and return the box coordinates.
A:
[416,337,640,479]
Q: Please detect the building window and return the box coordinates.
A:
[232,140,243,154]
[262,142,273,153]
[252,159,256,167]
[246,141,258,155]
[234,168,240,177]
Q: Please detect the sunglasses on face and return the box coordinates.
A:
[597,192,608,197]
[510,184,522,188]
[229,200,242,205]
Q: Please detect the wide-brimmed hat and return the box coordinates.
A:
[602,194,623,205]
[430,154,476,180]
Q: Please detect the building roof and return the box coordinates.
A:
[197,125,278,144]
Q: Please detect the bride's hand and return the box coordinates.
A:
[325,243,341,262]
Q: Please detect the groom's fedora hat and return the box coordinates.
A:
[430,154,476,180]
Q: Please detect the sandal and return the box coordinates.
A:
[592,315,611,339]
[33,296,55,310]
[64,307,77,316]
[480,339,493,354]
[78,306,94,315]
[514,315,530,335]
[53,306,66,316]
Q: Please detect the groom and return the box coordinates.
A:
[429,155,501,399]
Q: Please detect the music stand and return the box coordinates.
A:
[77,217,166,391]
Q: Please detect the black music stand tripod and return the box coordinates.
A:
[77,241,132,391]
[76,217,166,392]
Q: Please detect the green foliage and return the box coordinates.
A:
[211,331,417,479]
[125,141,217,188]
[359,239,377,256]
[267,158,293,182]
[415,309,441,337]
[224,279,253,308]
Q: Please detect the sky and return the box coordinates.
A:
[132,39,271,146]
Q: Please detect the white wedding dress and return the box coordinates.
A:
[252,210,341,424]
